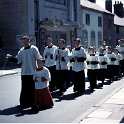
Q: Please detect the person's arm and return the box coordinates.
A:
[6,54,18,63]
[34,46,42,60]
[41,69,51,83]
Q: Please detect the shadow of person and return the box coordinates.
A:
[0,106,21,115]
[55,92,77,102]
[15,106,53,117]
[15,108,38,117]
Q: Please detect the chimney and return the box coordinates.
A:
[87,0,96,3]
[105,0,112,13]
[114,1,124,17]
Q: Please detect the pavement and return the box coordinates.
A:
[0,68,21,77]
[0,69,124,124]
[76,77,124,124]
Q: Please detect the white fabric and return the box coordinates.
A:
[43,45,57,67]
[71,47,86,72]
[17,45,42,75]
[106,52,117,65]
[114,54,121,65]
[86,54,99,70]
[98,55,108,69]
[33,67,51,89]
[116,46,124,60]
[68,50,73,70]
[55,48,69,70]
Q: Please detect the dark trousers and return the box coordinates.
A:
[113,65,120,77]
[72,70,85,93]
[87,69,97,90]
[47,65,56,91]
[97,69,107,82]
[56,70,68,93]
[66,68,73,88]
[20,75,34,107]
[120,59,124,75]
[107,65,115,80]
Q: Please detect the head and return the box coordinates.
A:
[67,45,72,51]
[99,47,104,54]
[58,38,66,48]
[46,37,53,46]
[73,38,81,48]
[106,46,112,53]
[114,48,119,54]
[118,39,124,47]
[88,46,96,54]
[37,59,45,68]
[20,35,30,47]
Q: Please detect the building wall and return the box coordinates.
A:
[0,0,80,50]
[81,8,103,48]
[38,0,80,52]
[0,0,29,49]
[40,1,68,21]
[114,25,124,44]
[103,13,115,47]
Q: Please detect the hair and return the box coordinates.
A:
[75,38,81,43]
[20,35,30,41]
[59,38,66,44]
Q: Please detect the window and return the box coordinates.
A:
[98,31,102,47]
[98,16,102,27]
[73,0,77,21]
[86,14,90,25]
[34,0,39,31]
[45,0,66,5]
[90,31,95,46]
[82,30,88,48]
[82,30,88,42]
[116,26,120,34]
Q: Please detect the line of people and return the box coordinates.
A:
[43,37,124,97]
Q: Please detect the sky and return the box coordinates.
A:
[96,0,124,9]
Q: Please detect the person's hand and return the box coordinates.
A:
[6,54,13,59]
[41,77,47,82]
[34,77,40,82]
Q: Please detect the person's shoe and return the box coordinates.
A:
[31,105,39,114]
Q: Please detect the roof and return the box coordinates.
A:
[114,15,124,26]
[80,0,113,15]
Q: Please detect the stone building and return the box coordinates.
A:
[0,0,81,53]
[0,0,35,49]
[38,0,80,52]
[80,0,113,48]
[105,0,124,46]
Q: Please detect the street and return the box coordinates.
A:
[0,73,124,123]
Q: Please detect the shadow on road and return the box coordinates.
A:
[0,106,21,115]
[120,116,124,123]
[0,106,39,117]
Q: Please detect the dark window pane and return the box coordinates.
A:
[86,14,90,25]
[98,16,102,27]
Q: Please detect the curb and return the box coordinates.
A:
[0,72,18,77]
[73,78,124,123]
[0,68,21,77]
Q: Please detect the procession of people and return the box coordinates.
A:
[7,35,124,113]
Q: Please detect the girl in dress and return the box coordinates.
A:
[32,59,54,113]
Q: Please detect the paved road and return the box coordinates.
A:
[0,74,124,123]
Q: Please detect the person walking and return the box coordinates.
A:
[55,38,69,97]
[43,37,57,92]
[97,47,108,85]
[8,35,42,109]
[71,38,86,95]
[86,47,99,92]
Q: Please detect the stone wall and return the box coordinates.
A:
[0,0,28,49]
